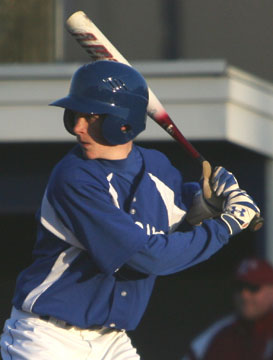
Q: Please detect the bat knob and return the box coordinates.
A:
[248,215,264,232]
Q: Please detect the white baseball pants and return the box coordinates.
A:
[0,307,140,360]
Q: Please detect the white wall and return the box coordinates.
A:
[1,60,272,158]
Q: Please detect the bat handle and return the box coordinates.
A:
[201,160,213,199]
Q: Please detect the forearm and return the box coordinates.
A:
[126,218,229,276]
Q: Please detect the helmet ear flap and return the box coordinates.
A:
[63,109,76,135]
[102,115,135,145]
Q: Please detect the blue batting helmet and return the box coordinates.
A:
[50,60,149,145]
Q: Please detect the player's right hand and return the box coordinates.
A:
[210,166,240,197]
[201,166,240,214]
[220,189,260,235]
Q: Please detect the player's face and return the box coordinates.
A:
[73,113,109,159]
[233,283,273,320]
[73,112,132,160]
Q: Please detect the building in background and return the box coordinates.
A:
[61,0,273,83]
[0,1,273,359]
[1,0,272,82]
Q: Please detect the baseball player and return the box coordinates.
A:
[0,61,260,360]
[182,257,273,360]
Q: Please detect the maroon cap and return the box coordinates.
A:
[235,258,273,286]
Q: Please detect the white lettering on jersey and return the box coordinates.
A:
[135,221,164,235]
[135,221,144,229]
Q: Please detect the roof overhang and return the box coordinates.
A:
[1,60,272,158]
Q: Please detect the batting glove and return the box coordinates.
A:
[210,166,240,197]
[186,166,237,225]
[186,190,221,225]
[220,190,260,235]
[187,166,239,225]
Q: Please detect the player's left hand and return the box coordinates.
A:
[186,189,219,225]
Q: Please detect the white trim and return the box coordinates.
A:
[107,173,120,208]
[40,191,85,250]
[22,247,81,312]
[148,173,186,231]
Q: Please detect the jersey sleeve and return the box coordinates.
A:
[126,218,230,275]
[44,167,150,275]
[182,181,202,209]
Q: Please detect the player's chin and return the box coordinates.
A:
[79,145,95,160]
[238,304,261,320]
[81,149,98,160]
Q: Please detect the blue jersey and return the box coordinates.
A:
[12,144,229,330]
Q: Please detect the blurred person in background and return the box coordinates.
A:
[182,257,273,360]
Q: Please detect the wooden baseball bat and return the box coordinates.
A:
[65,11,263,232]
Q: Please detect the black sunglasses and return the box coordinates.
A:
[234,282,261,293]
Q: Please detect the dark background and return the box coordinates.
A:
[0,140,264,359]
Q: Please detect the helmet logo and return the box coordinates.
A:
[102,77,128,92]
